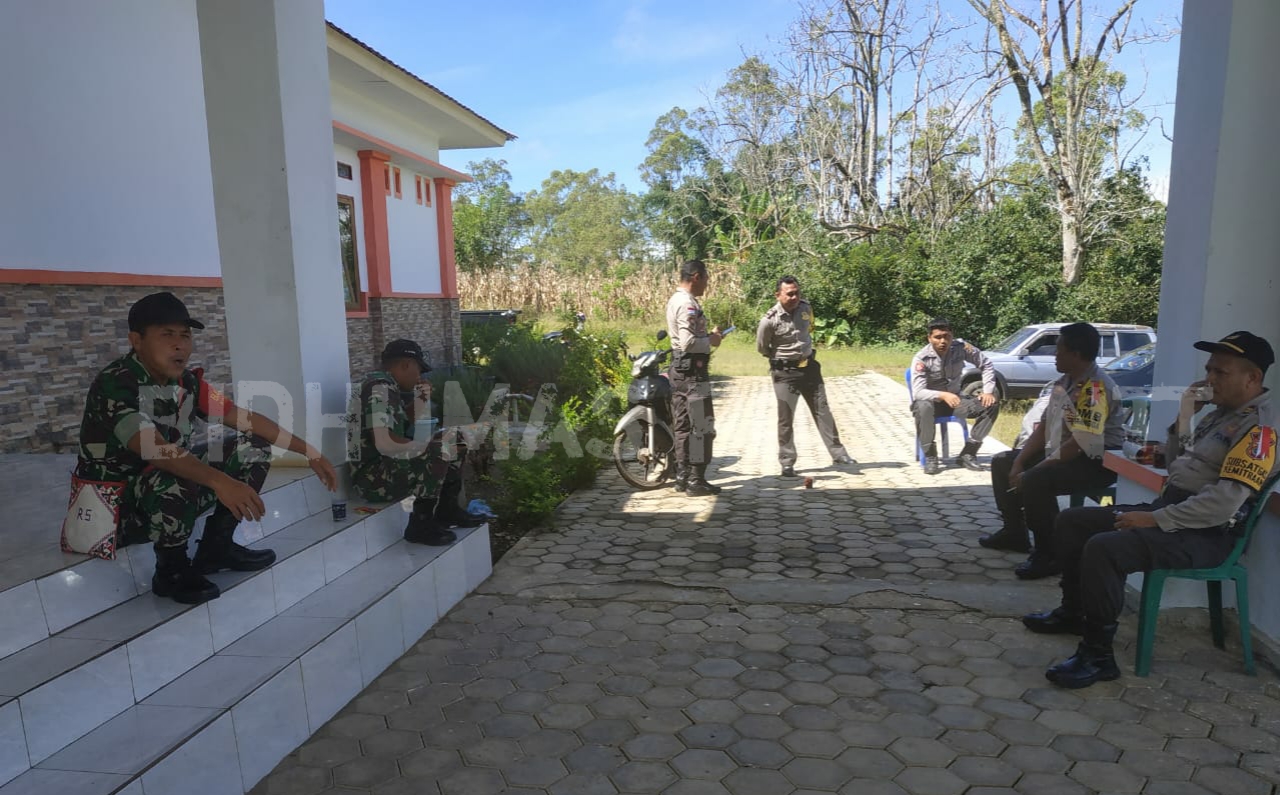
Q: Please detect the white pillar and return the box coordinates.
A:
[196,0,350,462]
[1152,0,1280,426]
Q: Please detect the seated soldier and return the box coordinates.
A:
[350,339,481,546]
[909,317,1000,474]
[980,323,1123,580]
[76,292,338,604]
[1024,331,1277,689]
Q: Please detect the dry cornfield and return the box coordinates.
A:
[458,262,745,321]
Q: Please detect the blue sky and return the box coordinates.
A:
[324,0,1182,197]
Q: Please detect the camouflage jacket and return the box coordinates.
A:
[350,371,416,476]
[76,352,225,482]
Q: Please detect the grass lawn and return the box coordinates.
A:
[534,313,1030,448]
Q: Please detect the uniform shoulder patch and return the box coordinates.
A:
[1221,425,1277,492]
[913,361,926,373]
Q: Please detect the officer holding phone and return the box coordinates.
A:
[757,276,855,477]
[666,260,724,496]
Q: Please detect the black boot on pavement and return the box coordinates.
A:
[978,526,1031,552]
[673,463,689,493]
[1045,621,1120,689]
[192,509,276,574]
[955,441,983,471]
[923,444,941,476]
[686,464,721,496]
[153,545,221,604]
[1022,606,1084,635]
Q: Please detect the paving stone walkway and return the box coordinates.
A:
[254,374,1280,795]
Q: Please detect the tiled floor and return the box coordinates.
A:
[249,373,1279,794]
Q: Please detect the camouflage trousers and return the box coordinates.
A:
[120,431,272,550]
[352,437,460,504]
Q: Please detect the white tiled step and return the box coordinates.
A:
[0,525,492,795]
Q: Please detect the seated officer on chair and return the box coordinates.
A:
[350,339,481,547]
[909,317,1000,474]
[1023,331,1277,689]
[980,323,1123,580]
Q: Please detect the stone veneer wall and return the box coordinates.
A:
[0,285,231,453]
[2,288,462,453]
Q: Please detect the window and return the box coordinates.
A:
[423,176,432,206]
[1026,334,1058,357]
[393,167,402,199]
[1098,335,1118,359]
[415,175,423,204]
[337,195,362,311]
[384,165,391,195]
[336,162,353,180]
[1119,332,1152,354]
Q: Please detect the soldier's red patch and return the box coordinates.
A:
[913,362,925,372]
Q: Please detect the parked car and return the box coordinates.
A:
[460,309,521,327]
[962,323,1156,400]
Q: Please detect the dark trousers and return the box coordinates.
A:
[671,368,714,466]
[991,449,1117,559]
[912,396,998,451]
[772,361,848,467]
[1054,502,1235,623]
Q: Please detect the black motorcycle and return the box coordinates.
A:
[612,331,675,489]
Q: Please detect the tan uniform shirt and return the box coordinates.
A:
[757,300,814,361]
[1044,364,1126,458]
[909,341,995,400]
[666,287,711,354]
[1156,390,1277,531]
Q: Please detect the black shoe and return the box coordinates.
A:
[1022,607,1084,635]
[1046,641,1121,689]
[978,528,1031,552]
[832,455,855,465]
[1015,557,1062,580]
[686,479,719,497]
[404,519,457,546]
[924,457,941,475]
[153,548,220,604]
[781,466,797,477]
[956,453,984,471]
[673,464,689,493]
[437,503,485,528]
[193,514,277,574]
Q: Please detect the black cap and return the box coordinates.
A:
[127,292,205,333]
[1194,331,1275,373]
[381,339,431,373]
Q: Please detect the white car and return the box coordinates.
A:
[963,323,1156,400]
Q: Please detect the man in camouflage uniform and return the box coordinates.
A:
[1025,331,1278,689]
[665,260,723,497]
[77,292,338,604]
[757,276,854,477]
[909,317,1000,474]
[350,339,480,546]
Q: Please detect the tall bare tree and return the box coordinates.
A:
[967,0,1141,284]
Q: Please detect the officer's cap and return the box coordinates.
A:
[381,339,431,374]
[128,292,204,333]
[1194,331,1275,374]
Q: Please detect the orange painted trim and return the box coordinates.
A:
[0,269,222,287]
[434,179,458,299]
[358,150,394,298]
[345,309,371,318]
[332,120,471,182]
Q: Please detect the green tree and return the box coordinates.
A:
[453,158,528,272]
[640,108,726,262]
[523,169,646,273]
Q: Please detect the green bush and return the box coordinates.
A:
[488,327,567,393]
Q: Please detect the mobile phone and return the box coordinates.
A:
[720,326,736,336]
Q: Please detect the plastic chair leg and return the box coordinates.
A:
[1236,571,1255,675]
[1207,580,1225,649]
[1134,572,1166,677]
[939,423,950,460]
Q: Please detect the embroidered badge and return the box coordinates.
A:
[1221,426,1277,491]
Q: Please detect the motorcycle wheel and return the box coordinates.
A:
[613,422,674,490]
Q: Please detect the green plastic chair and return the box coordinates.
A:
[1134,472,1280,677]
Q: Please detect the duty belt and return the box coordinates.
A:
[770,354,814,371]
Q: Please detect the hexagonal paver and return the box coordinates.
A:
[504,756,570,788]
[887,737,956,768]
[612,760,678,793]
[360,729,423,758]
[780,729,846,759]
[298,737,362,768]
[947,756,1020,787]
[892,767,967,795]
[679,723,739,750]
[836,748,903,779]
[723,767,797,795]
[1069,761,1145,792]
[333,756,399,790]
[671,749,737,780]
[437,766,507,795]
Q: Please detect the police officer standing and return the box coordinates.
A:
[909,317,1000,474]
[666,260,723,496]
[757,276,855,477]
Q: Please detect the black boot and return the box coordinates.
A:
[1045,621,1120,689]
[434,477,483,528]
[686,464,721,496]
[923,444,941,475]
[192,510,276,574]
[405,498,457,546]
[673,463,689,493]
[153,545,220,604]
[1022,606,1084,635]
[955,441,983,471]
[978,525,1031,552]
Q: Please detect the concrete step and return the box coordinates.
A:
[0,470,492,794]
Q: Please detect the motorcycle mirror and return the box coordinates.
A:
[656,330,668,341]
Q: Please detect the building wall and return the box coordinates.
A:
[386,169,442,295]
[0,285,231,454]
[330,81,441,164]
[0,0,220,278]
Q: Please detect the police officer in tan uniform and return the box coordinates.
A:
[1024,331,1277,689]
[909,317,1000,474]
[666,260,723,496]
[757,276,854,477]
